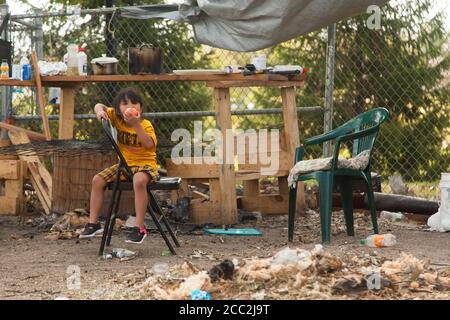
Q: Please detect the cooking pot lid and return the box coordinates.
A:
[91,55,118,64]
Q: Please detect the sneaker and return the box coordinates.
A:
[79,223,104,239]
[125,227,148,244]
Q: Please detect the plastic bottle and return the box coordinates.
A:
[1,59,9,79]
[380,211,406,222]
[66,43,79,76]
[191,289,212,300]
[78,47,87,76]
[20,56,31,81]
[360,234,397,248]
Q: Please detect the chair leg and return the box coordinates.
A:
[288,184,297,242]
[340,180,355,236]
[146,201,177,255]
[106,190,122,246]
[318,173,333,243]
[364,173,379,234]
[149,191,180,247]
[99,185,119,256]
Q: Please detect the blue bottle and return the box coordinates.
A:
[20,56,31,80]
[22,63,31,80]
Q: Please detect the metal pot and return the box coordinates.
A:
[128,44,163,75]
[91,56,118,75]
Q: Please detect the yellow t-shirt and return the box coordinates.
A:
[106,107,157,169]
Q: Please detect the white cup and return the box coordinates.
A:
[251,55,267,71]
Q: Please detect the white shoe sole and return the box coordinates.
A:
[79,228,104,239]
[125,233,147,244]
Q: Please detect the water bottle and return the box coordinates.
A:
[360,234,397,248]
[66,43,79,76]
[78,47,88,76]
[20,56,31,80]
[1,59,9,79]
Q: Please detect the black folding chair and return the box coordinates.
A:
[98,119,181,256]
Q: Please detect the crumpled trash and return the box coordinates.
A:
[152,263,169,275]
[111,248,137,261]
[208,259,234,282]
[191,289,212,300]
[271,247,313,271]
[154,272,211,300]
[38,60,67,76]
[381,211,406,222]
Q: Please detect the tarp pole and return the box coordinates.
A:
[323,23,336,157]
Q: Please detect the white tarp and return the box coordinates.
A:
[120,0,388,51]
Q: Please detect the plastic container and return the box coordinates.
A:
[427,173,450,232]
[66,43,79,76]
[380,211,405,222]
[1,59,9,79]
[20,56,31,80]
[78,47,88,76]
[11,64,22,80]
[191,289,212,300]
[360,234,397,247]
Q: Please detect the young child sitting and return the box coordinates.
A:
[80,88,158,244]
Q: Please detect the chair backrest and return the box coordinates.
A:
[342,107,389,157]
[101,119,133,179]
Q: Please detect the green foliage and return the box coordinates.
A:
[252,0,449,180]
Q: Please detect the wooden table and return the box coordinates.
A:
[1,73,307,223]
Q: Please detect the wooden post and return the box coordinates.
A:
[281,87,306,213]
[213,88,238,225]
[30,52,51,141]
[59,87,76,139]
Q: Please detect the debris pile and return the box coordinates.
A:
[71,246,449,300]
[44,209,124,240]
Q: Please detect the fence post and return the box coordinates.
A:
[0,3,10,140]
[34,8,44,59]
[323,23,336,157]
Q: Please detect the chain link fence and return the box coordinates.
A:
[4,0,450,199]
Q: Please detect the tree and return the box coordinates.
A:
[253,0,449,181]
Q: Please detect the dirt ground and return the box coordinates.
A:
[0,210,449,300]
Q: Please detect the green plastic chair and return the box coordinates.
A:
[288,107,389,243]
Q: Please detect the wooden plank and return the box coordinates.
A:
[0,196,20,215]
[31,52,51,141]
[8,131,52,214]
[213,87,238,225]
[0,79,35,87]
[278,177,289,195]
[0,122,47,141]
[0,160,19,179]
[40,73,306,84]
[59,87,76,139]
[281,87,306,213]
[243,180,259,197]
[192,190,209,200]
[5,179,22,198]
[165,158,219,178]
[207,80,305,88]
[238,194,288,215]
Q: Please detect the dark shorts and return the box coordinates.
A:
[97,164,159,183]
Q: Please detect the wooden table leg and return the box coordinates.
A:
[59,87,75,139]
[281,87,306,213]
[213,87,238,225]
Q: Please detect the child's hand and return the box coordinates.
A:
[96,110,109,121]
[123,108,140,127]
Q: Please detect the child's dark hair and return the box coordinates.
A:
[112,88,144,118]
